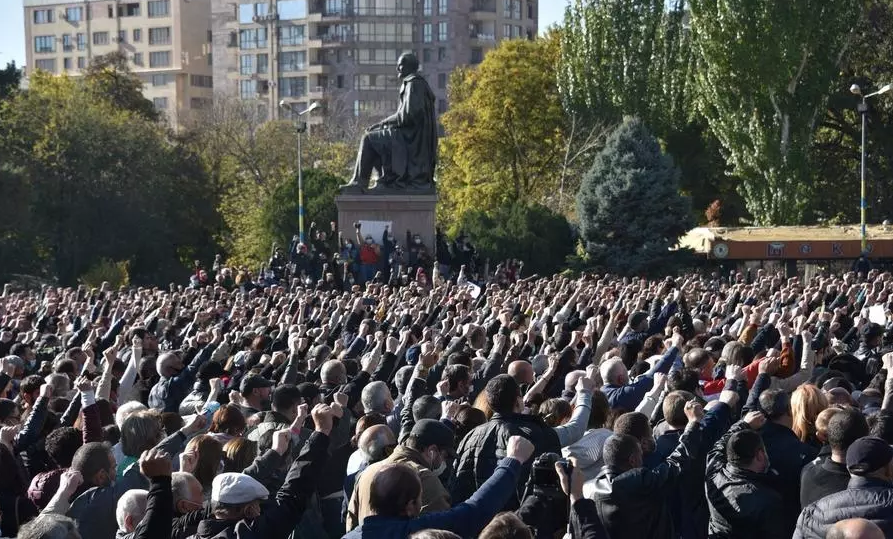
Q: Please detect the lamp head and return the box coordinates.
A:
[850,84,862,96]
[278,99,287,108]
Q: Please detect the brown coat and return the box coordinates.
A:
[345,445,451,531]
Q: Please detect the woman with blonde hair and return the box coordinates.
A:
[222,437,257,473]
[792,384,829,448]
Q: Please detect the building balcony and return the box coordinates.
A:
[306,60,330,74]
[316,34,353,46]
[471,0,497,12]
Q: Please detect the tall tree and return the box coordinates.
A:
[577,117,694,276]
[83,53,159,122]
[0,61,21,101]
[690,0,860,225]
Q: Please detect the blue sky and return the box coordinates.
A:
[0,1,566,68]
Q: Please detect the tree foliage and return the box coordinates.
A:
[690,0,861,225]
[0,71,219,284]
[577,118,694,276]
[0,61,21,101]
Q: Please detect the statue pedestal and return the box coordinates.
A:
[335,193,438,251]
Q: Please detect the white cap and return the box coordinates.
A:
[211,473,269,504]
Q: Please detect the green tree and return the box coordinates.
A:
[690,0,860,225]
[0,61,21,101]
[577,117,694,276]
[83,53,159,122]
[454,204,575,276]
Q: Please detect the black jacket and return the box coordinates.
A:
[193,431,330,539]
[794,476,893,539]
[590,423,701,539]
[452,412,560,509]
[705,422,787,539]
[799,455,849,509]
[759,421,818,532]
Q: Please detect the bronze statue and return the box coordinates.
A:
[341,53,438,193]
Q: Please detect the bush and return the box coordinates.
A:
[453,203,574,276]
[80,259,130,289]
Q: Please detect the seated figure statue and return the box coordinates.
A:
[341,53,438,193]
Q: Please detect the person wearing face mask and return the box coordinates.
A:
[355,223,381,285]
[406,229,430,274]
[795,436,893,538]
[345,419,455,531]
[705,411,786,539]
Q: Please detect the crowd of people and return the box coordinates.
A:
[2,265,893,539]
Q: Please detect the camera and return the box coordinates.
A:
[528,452,568,493]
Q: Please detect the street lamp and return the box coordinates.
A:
[278,100,320,244]
[850,83,891,253]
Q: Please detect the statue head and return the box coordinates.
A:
[397,53,420,79]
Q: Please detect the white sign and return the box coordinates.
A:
[358,220,393,245]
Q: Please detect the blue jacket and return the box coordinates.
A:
[342,458,521,539]
[602,346,679,411]
[148,343,216,413]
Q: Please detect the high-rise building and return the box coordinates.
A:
[23,0,214,127]
[210,0,538,122]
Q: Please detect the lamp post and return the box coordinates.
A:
[849,83,891,253]
[278,100,320,244]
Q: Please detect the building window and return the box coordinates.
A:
[190,74,213,88]
[423,0,432,15]
[280,25,305,46]
[438,47,446,61]
[256,3,269,18]
[191,97,211,110]
[77,56,86,68]
[147,0,170,17]
[153,97,169,110]
[437,99,446,114]
[240,54,254,75]
[65,7,83,21]
[62,34,73,51]
[33,9,54,23]
[279,76,307,97]
[149,27,172,45]
[471,47,483,64]
[437,72,446,89]
[149,51,172,67]
[422,23,432,43]
[118,3,141,17]
[133,53,144,66]
[34,59,56,72]
[354,100,399,116]
[357,48,407,65]
[278,51,306,72]
[438,22,448,41]
[63,58,72,70]
[77,33,86,50]
[238,5,253,23]
[133,29,142,42]
[239,79,256,99]
[118,30,127,43]
[151,74,171,86]
[239,28,267,49]
[336,74,344,88]
[278,0,307,20]
[503,0,520,19]
[513,25,521,38]
[354,74,399,91]
[93,32,110,45]
[528,1,535,19]
[257,53,269,73]
[34,36,56,54]
[422,49,432,63]
[439,0,448,14]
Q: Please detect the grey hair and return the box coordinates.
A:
[116,401,148,429]
[115,489,148,531]
[599,358,625,386]
[18,514,82,539]
[44,373,70,396]
[359,425,396,463]
[361,381,391,414]
[172,471,200,504]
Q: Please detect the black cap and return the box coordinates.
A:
[862,323,885,341]
[846,436,893,475]
[296,382,320,404]
[629,311,648,330]
[240,374,273,395]
[704,337,726,355]
[410,419,455,456]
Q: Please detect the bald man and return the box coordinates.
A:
[826,519,885,539]
[507,361,534,386]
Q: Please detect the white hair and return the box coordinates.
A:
[17,514,80,539]
[115,489,148,531]
[361,381,391,414]
[172,471,201,504]
[116,401,148,429]
[599,358,625,386]
[359,425,396,463]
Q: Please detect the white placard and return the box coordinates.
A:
[869,305,887,326]
[358,220,393,245]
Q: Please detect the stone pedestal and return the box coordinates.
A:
[335,193,438,249]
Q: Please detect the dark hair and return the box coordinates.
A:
[444,364,471,392]
[412,396,442,421]
[103,424,120,446]
[20,375,44,396]
[603,433,640,471]
[727,429,764,467]
[197,361,225,381]
[759,390,791,420]
[186,435,224,492]
[478,511,534,539]
[628,360,650,378]
[0,398,17,423]
[618,341,643,369]
[869,411,893,444]
[369,463,422,517]
[588,391,610,429]
[54,359,77,377]
[641,336,664,359]
[539,398,572,427]
[683,348,712,370]
[485,375,521,415]
[447,352,472,367]
[454,406,487,441]
[613,412,651,443]
[662,391,696,429]
[272,384,302,412]
[394,366,414,395]
[210,405,246,437]
[223,437,257,473]
[827,408,869,453]
[45,427,82,468]
[160,412,185,435]
[71,442,112,483]
[667,368,701,393]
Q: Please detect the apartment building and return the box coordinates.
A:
[210,0,538,122]
[23,0,214,126]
